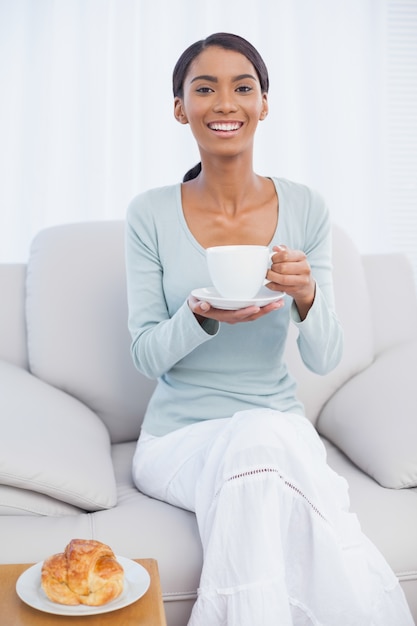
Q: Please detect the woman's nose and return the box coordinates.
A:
[213,90,238,113]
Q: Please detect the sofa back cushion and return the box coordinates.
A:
[362,253,417,354]
[284,224,375,423]
[0,264,28,369]
[26,221,155,444]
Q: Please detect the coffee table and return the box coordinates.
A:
[0,558,167,625]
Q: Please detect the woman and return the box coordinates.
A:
[125,33,413,626]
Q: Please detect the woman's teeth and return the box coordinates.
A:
[209,122,241,131]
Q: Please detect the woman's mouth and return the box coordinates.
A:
[208,122,243,132]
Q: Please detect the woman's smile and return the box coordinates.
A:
[207,120,244,136]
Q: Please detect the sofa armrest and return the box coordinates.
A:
[0,264,28,369]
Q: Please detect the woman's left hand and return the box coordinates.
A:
[266,245,316,320]
[189,295,284,325]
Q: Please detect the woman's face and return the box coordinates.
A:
[174,46,268,160]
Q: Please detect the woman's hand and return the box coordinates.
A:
[188,295,285,325]
[266,245,316,320]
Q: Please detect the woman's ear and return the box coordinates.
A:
[174,97,188,124]
[259,93,269,121]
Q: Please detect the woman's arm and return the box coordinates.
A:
[125,212,218,379]
[267,199,343,375]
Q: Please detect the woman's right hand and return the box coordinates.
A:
[188,295,285,325]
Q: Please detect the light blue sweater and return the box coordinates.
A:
[125,177,343,436]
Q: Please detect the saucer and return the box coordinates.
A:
[191,286,285,310]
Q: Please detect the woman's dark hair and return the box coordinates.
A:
[173,33,269,182]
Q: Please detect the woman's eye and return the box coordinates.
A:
[196,86,213,94]
[236,85,253,93]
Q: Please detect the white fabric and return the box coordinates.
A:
[133,409,414,625]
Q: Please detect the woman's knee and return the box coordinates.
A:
[229,408,310,450]
[217,409,325,475]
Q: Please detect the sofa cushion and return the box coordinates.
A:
[0,485,82,516]
[25,222,156,444]
[0,360,117,510]
[323,438,417,577]
[317,340,417,488]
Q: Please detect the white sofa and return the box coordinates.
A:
[0,221,416,625]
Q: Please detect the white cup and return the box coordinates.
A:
[206,244,271,300]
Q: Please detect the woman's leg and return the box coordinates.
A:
[133,410,414,626]
[132,416,229,512]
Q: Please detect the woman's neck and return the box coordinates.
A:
[191,155,262,214]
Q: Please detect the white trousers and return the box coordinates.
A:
[132,409,414,626]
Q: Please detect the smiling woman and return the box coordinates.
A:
[124,32,414,626]
[173,32,269,182]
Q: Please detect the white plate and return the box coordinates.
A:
[191,285,285,310]
[16,556,150,616]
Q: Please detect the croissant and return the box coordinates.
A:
[41,539,124,606]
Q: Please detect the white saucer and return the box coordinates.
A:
[15,556,150,616]
[191,286,285,310]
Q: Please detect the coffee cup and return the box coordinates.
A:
[206,244,271,300]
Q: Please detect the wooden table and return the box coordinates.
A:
[0,558,167,626]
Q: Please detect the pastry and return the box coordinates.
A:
[41,539,124,606]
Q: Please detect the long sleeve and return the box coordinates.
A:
[125,196,218,379]
[289,198,343,374]
[291,287,343,374]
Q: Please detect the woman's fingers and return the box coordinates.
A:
[268,246,311,290]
